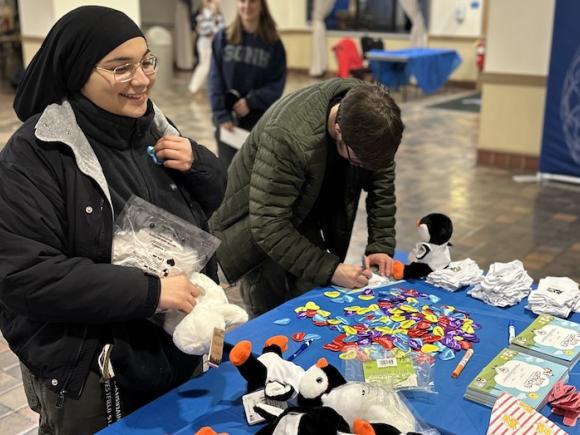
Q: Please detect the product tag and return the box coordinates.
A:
[242,389,287,425]
[208,328,225,368]
[376,357,397,368]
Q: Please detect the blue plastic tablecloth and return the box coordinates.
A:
[100,273,580,434]
[368,48,462,94]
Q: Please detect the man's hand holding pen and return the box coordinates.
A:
[331,263,372,288]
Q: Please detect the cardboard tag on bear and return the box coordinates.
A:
[208,327,225,368]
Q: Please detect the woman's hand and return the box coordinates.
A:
[220,121,235,132]
[153,135,194,172]
[158,275,203,313]
[233,98,250,117]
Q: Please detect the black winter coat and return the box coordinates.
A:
[0,99,226,399]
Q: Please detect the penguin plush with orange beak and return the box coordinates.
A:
[229,335,305,401]
[251,358,424,435]
[392,213,453,280]
[296,358,346,407]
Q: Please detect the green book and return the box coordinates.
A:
[465,348,568,409]
[510,314,580,368]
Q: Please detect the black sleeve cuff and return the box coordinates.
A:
[143,273,161,316]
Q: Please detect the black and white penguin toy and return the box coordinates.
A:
[392,213,453,280]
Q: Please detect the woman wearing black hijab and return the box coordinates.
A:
[0,6,226,434]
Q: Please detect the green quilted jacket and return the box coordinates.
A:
[209,78,396,285]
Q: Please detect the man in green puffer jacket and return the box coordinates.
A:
[209,78,404,316]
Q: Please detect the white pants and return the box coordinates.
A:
[188,36,212,93]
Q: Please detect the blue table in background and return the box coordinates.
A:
[100,263,580,434]
[368,48,462,94]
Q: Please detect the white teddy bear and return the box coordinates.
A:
[163,272,248,355]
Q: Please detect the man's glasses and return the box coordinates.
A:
[336,103,364,168]
[95,55,158,83]
[341,138,364,168]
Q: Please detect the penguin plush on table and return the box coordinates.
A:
[296,357,347,407]
[291,359,421,435]
[253,404,352,435]
[251,358,425,435]
[229,335,305,401]
[392,213,453,280]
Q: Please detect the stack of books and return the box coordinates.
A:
[465,348,569,409]
[509,314,580,368]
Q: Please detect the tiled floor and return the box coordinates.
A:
[0,70,580,433]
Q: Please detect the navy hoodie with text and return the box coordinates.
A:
[208,28,286,127]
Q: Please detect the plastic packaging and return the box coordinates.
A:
[322,382,440,435]
[342,343,436,393]
[112,195,220,277]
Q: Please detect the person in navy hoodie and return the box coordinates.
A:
[208,0,286,168]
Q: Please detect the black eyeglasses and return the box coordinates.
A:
[336,104,364,168]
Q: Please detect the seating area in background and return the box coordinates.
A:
[332,35,384,80]
[367,47,462,94]
[332,39,461,101]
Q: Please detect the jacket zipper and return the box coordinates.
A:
[131,143,152,202]
[55,326,89,407]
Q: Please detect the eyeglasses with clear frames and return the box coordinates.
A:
[95,55,158,83]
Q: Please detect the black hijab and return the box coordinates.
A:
[13,6,144,122]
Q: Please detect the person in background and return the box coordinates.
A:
[0,6,225,434]
[208,0,286,168]
[209,78,404,317]
[188,0,225,95]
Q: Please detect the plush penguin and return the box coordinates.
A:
[322,382,422,435]
[392,213,453,280]
[229,335,305,401]
[253,404,351,435]
[296,358,347,407]
[297,360,422,435]
[253,404,390,435]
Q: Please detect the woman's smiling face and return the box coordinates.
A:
[81,37,156,118]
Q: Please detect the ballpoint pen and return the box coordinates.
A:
[287,339,313,362]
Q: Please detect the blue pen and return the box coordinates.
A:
[508,320,516,344]
[287,339,313,362]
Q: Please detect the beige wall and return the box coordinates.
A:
[429,0,483,37]
[52,0,140,25]
[479,82,547,154]
[478,0,555,158]
[485,0,554,75]
[19,0,141,66]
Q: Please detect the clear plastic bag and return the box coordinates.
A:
[112,195,220,277]
[342,343,436,393]
[322,382,440,435]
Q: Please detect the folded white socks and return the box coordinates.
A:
[426,258,484,291]
[527,276,580,318]
[468,260,533,307]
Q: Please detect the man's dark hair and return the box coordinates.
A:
[338,82,404,170]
